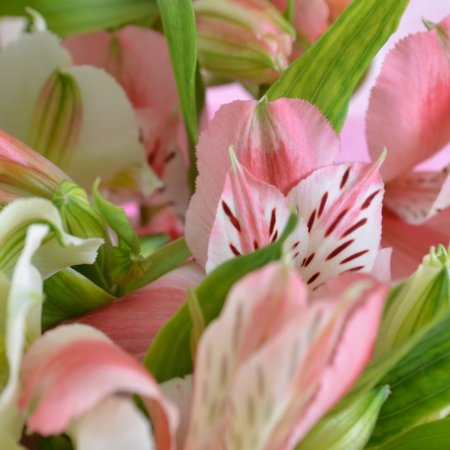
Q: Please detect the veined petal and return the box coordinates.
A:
[76,263,204,360]
[206,158,308,272]
[384,168,450,224]
[186,98,338,267]
[0,32,71,141]
[367,18,450,181]
[288,162,384,289]
[19,324,178,450]
[69,397,154,450]
[185,263,308,449]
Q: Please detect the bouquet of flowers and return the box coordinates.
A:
[0,0,449,448]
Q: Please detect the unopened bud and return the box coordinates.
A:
[195,0,294,84]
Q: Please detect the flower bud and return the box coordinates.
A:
[376,245,450,355]
[52,180,106,240]
[194,0,294,84]
[296,386,390,450]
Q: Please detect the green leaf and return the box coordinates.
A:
[368,271,450,446]
[376,418,450,450]
[266,0,409,131]
[296,386,389,450]
[43,268,115,329]
[156,0,200,189]
[0,0,157,36]
[144,214,298,382]
[124,237,191,293]
[92,180,140,254]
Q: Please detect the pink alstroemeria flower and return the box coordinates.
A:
[64,27,190,219]
[19,263,386,450]
[75,263,205,361]
[272,0,352,55]
[367,16,450,279]
[186,98,385,289]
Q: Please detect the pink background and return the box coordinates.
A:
[207,0,450,168]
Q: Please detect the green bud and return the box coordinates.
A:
[376,245,450,355]
[296,386,390,450]
[52,180,106,240]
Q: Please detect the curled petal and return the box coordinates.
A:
[367,19,450,181]
[19,324,178,450]
[288,162,384,289]
[186,98,339,267]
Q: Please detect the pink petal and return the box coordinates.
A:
[75,263,204,360]
[64,27,178,114]
[206,158,308,271]
[366,18,450,181]
[384,168,450,224]
[185,263,308,449]
[186,98,339,268]
[19,324,178,450]
[382,208,450,280]
[288,162,384,289]
[370,247,393,283]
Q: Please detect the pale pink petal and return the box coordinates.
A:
[206,159,308,271]
[186,98,339,267]
[64,27,177,114]
[384,168,450,224]
[75,263,204,360]
[19,324,178,450]
[161,377,193,450]
[367,19,450,181]
[288,162,384,289]
[382,208,450,280]
[370,247,393,283]
[185,264,385,449]
[185,263,308,449]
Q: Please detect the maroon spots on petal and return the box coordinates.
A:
[164,151,176,163]
[253,240,259,250]
[271,230,279,242]
[325,209,348,237]
[307,272,321,285]
[229,243,241,256]
[292,241,300,249]
[341,218,368,237]
[340,166,351,189]
[326,239,354,260]
[222,201,241,232]
[318,192,328,217]
[302,253,315,267]
[340,249,369,264]
[361,190,381,210]
[294,251,300,259]
[347,265,365,272]
[307,209,316,231]
[269,208,276,236]
[148,138,160,165]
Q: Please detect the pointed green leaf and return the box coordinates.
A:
[156,0,200,188]
[377,418,450,450]
[144,214,298,382]
[266,0,409,131]
[0,0,158,36]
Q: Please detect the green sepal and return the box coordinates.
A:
[296,386,390,450]
[109,247,147,287]
[266,0,409,131]
[92,179,140,254]
[42,268,115,329]
[144,214,298,382]
[52,180,106,240]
